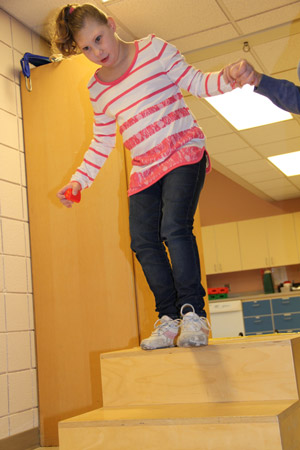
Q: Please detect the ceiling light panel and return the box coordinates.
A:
[205,85,292,131]
[268,151,300,176]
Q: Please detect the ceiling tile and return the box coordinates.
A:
[193,50,259,72]
[227,159,275,176]
[241,168,284,183]
[239,120,300,146]
[236,3,300,35]
[185,96,214,119]
[256,184,300,200]
[169,24,238,54]
[221,0,293,20]
[290,175,300,189]
[106,0,229,41]
[255,137,300,157]
[199,116,233,138]
[253,34,300,74]
[273,68,299,84]
[253,177,293,190]
[212,147,261,165]
[206,133,248,154]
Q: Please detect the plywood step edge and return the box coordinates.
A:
[100,334,300,359]
[59,400,299,428]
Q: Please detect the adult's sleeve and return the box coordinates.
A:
[254,74,300,114]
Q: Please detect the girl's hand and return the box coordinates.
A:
[223,59,262,87]
[57,181,81,208]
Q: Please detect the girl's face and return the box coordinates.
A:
[75,17,119,68]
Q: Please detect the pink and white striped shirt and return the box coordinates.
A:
[71,35,234,196]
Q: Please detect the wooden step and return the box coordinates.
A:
[100,334,300,407]
[59,400,300,450]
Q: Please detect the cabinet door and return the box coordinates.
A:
[201,226,218,274]
[238,218,269,270]
[294,212,300,260]
[214,222,241,273]
[266,214,299,266]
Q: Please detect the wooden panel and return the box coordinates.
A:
[58,400,294,450]
[101,336,300,407]
[21,56,139,446]
[214,222,241,273]
[60,400,296,425]
[266,214,299,266]
[59,423,283,450]
[293,212,300,260]
[279,400,300,450]
[238,218,269,269]
[200,226,217,274]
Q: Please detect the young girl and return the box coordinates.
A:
[54,4,254,350]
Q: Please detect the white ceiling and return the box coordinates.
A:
[1,0,300,201]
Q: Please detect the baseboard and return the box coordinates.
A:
[0,427,40,450]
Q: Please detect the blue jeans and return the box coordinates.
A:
[129,155,207,319]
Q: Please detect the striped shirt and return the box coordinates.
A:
[71,34,234,196]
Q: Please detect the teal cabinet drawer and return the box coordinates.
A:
[244,315,273,334]
[243,300,271,317]
[272,297,300,314]
[273,313,300,331]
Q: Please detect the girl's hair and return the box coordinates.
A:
[52,3,108,56]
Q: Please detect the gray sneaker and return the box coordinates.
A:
[140,316,180,350]
[177,303,210,347]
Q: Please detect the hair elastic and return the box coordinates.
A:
[69,6,75,14]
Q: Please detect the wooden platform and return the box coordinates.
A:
[59,334,300,449]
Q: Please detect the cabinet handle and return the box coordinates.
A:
[271,257,274,266]
[219,264,222,271]
[265,257,268,266]
[214,264,217,272]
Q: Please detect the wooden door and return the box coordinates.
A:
[21,55,139,446]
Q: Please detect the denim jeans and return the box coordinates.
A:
[129,155,207,319]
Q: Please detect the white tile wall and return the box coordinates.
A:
[0,7,50,440]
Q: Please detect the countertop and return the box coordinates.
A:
[210,290,300,303]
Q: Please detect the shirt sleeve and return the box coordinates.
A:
[70,109,117,189]
[254,74,300,114]
[151,36,234,98]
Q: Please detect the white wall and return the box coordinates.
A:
[0,8,50,440]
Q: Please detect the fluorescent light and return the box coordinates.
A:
[268,151,300,176]
[205,84,292,131]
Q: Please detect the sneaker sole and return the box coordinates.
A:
[177,338,208,347]
[140,343,176,351]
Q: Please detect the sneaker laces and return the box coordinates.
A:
[182,314,210,332]
[180,303,211,332]
[151,317,181,336]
